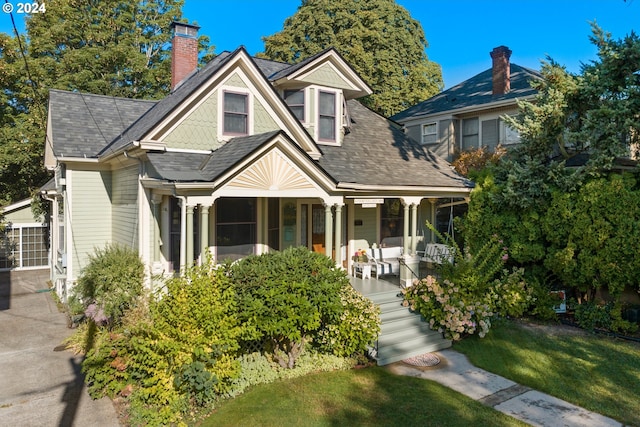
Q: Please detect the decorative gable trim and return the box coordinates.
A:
[213,134,335,199]
[273,49,371,99]
[225,149,315,192]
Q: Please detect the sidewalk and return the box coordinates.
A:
[0,270,120,427]
[387,348,622,427]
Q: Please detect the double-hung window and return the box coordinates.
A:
[319,91,336,142]
[223,91,248,135]
[462,118,479,150]
[422,122,437,145]
[284,90,305,121]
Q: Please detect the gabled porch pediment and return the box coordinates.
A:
[213,134,335,200]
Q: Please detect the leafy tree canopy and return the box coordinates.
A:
[0,0,214,205]
[259,0,443,117]
[505,23,640,175]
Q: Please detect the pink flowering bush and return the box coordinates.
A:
[402,222,534,340]
[403,275,492,340]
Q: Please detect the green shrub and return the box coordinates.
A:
[315,284,380,357]
[74,244,144,326]
[574,300,638,334]
[229,247,377,368]
[82,258,245,425]
[225,351,356,400]
[543,174,640,299]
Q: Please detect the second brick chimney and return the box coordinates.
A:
[490,46,512,96]
[171,22,200,90]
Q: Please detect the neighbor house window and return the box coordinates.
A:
[223,91,248,135]
[284,89,305,121]
[422,122,437,144]
[462,117,479,150]
[319,91,336,141]
[481,119,499,150]
[501,120,520,145]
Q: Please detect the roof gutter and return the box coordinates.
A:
[336,182,473,193]
[401,94,536,125]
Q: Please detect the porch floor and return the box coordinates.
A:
[349,275,401,297]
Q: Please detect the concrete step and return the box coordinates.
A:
[376,338,451,366]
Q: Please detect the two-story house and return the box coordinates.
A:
[43,22,473,297]
[392,46,542,161]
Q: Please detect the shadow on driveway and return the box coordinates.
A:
[0,269,119,426]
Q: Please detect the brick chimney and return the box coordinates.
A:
[490,46,512,96]
[171,22,200,90]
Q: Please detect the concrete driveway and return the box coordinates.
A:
[0,270,119,426]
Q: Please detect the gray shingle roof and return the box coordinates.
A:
[48,89,156,158]
[319,100,473,188]
[391,64,542,122]
[252,57,291,79]
[146,131,283,182]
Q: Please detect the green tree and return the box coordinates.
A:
[0,0,214,204]
[462,24,640,316]
[260,0,443,117]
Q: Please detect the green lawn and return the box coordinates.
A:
[454,319,640,426]
[202,319,640,426]
[203,367,527,427]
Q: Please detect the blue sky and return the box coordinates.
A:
[2,0,639,88]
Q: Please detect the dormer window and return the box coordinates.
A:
[223,91,249,135]
[319,91,336,142]
[284,89,305,122]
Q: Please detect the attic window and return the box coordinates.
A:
[284,90,305,121]
[223,91,248,135]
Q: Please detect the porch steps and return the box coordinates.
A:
[368,289,451,366]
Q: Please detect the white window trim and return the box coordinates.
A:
[218,86,254,141]
[316,89,341,146]
[421,122,438,145]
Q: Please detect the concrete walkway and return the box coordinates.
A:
[0,270,120,427]
[387,349,622,427]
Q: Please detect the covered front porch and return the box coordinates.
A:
[350,274,401,298]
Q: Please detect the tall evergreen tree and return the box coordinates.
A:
[0,0,213,205]
[260,0,443,117]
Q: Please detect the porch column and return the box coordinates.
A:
[428,198,438,242]
[179,197,187,271]
[324,204,333,258]
[334,203,343,268]
[411,203,418,255]
[200,205,209,264]
[403,202,410,255]
[186,205,194,267]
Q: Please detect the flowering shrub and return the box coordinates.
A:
[403,222,534,340]
[316,284,380,356]
[403,275,492,340]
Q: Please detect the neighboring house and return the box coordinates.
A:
[0,198,49,271]
[43,22,472,298]
[392,46,542,161]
